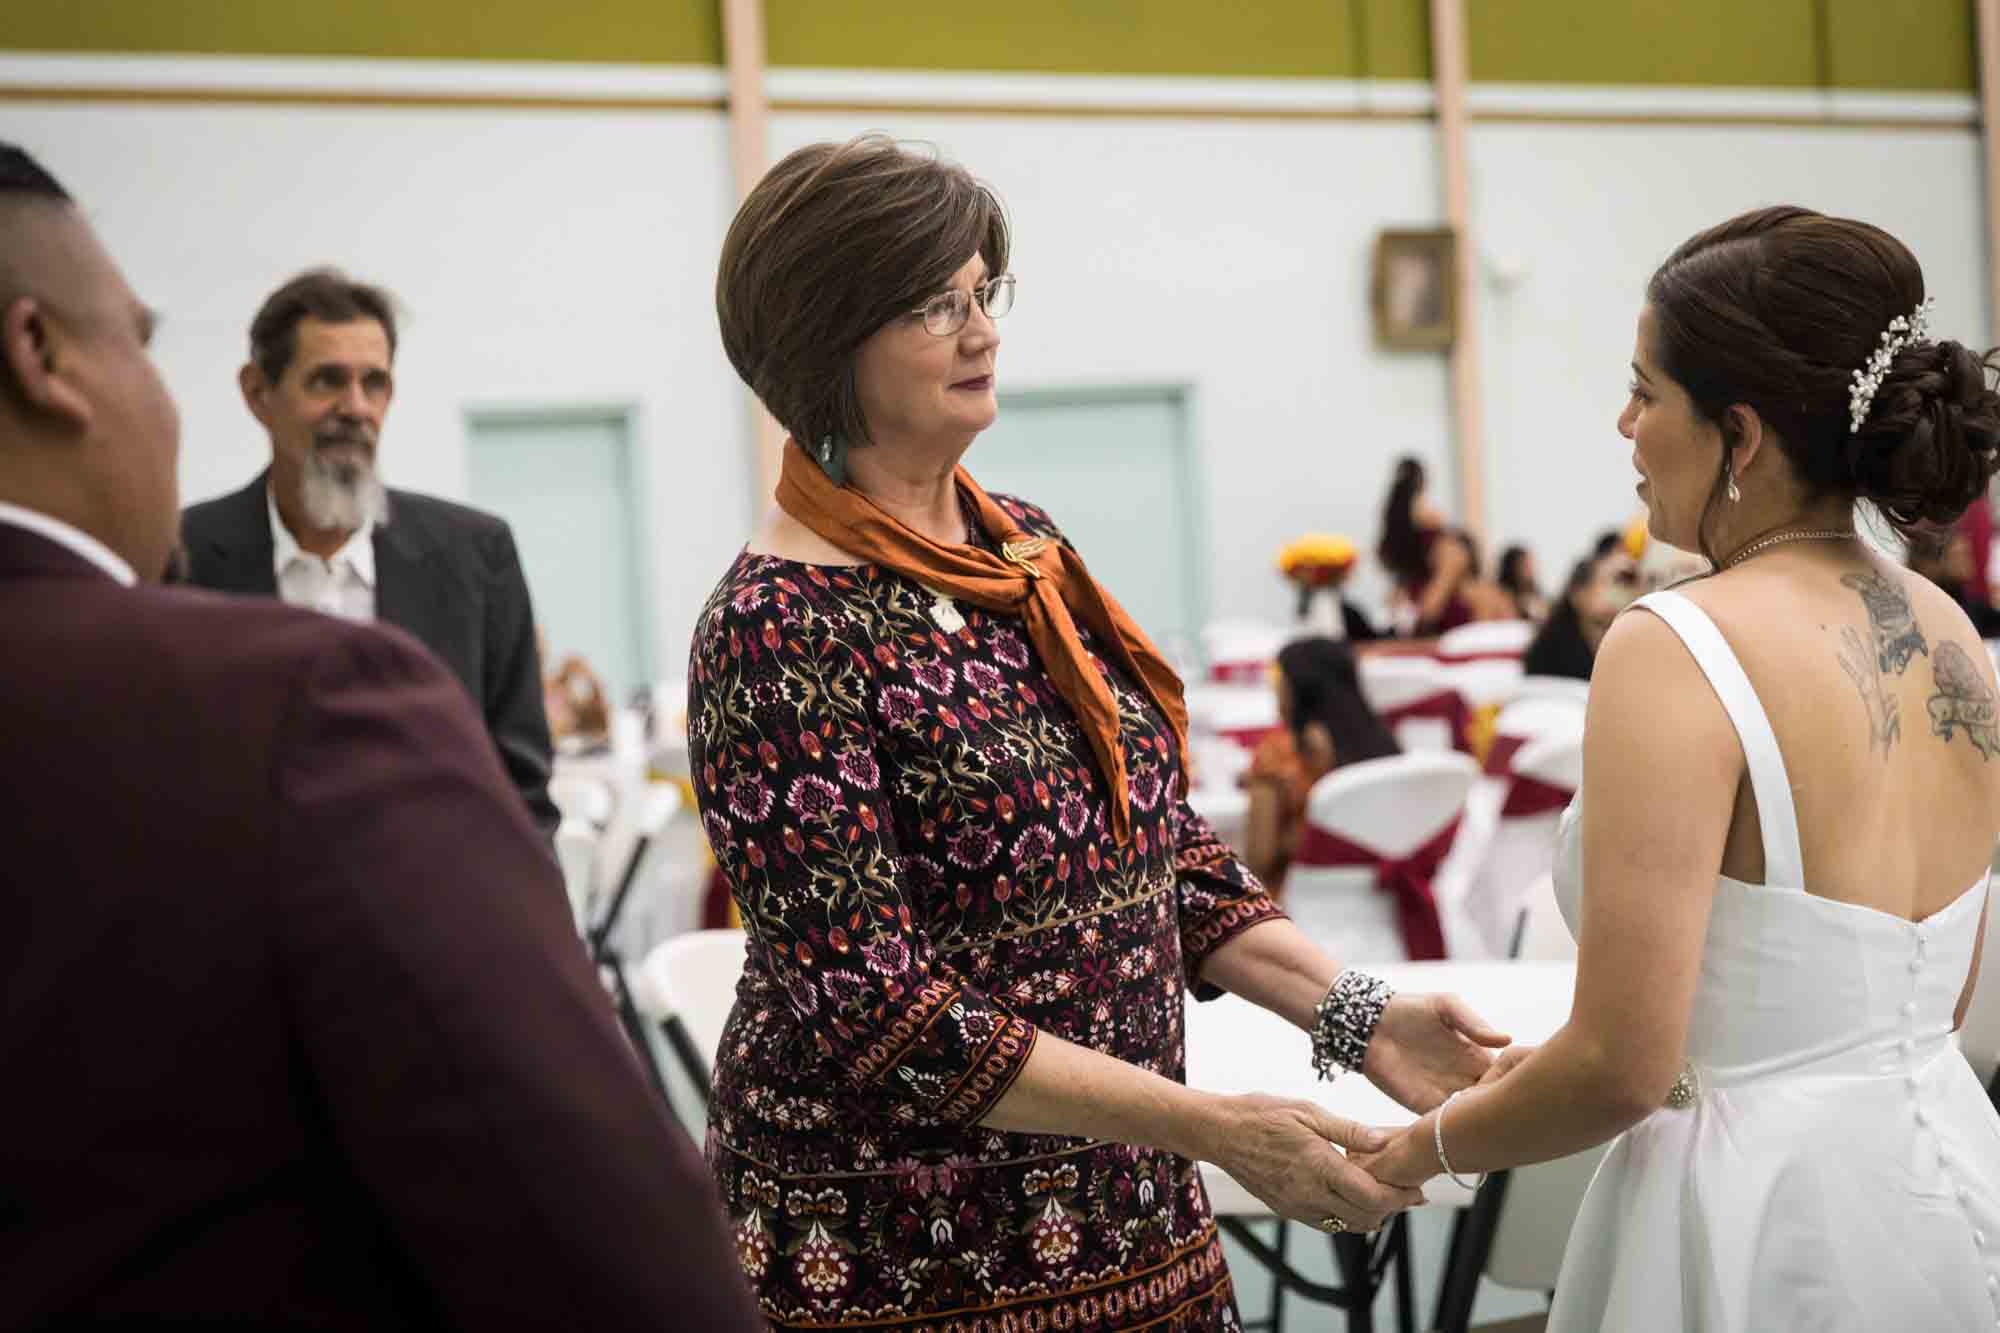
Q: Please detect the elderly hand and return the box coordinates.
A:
[1362,991,1511,1113]
[1209,1093,1425,1234]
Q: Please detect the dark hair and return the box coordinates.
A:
[1376,456,1429,585]
[248,267,399,384]
[1497,544,1537,599]
[0,143,71,202]
[1521,558,1600,680]
[716,134,1010,453]
[1277,637,1400,767]
[1647,205,2000,563]
[0,144,75,407]
[1591,529,1623,560]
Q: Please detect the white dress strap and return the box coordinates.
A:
[1630,590,1806,889]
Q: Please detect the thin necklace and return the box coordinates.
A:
[1721,527,1856,570]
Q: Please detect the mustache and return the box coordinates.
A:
[313,425,376,450]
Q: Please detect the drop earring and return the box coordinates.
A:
[815,433,848,487]
[1726,473,1741,504]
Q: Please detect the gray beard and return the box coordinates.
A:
[298,450,389,531]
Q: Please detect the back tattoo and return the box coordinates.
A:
[1838,571,1928,758]
[1927,641,2000,761]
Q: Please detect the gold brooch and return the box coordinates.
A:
[1002,537,1050,579]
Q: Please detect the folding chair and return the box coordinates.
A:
[632,928,750,1113]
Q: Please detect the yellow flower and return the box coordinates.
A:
[1623,516,1648,561]
[1277,534,1358,579]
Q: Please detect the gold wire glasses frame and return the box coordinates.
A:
[908,274,1017,336]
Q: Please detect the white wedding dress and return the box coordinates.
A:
[1547,590,2000,1332]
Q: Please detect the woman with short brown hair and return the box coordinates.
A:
[690,135,1505,1330]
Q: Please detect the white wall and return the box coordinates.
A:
[7,100,748,680]
[8,80,1985,671]
[1471,120,1988,582]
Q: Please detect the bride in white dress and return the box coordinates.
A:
[1357,205,2000,1330]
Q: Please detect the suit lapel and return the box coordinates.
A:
[373,504,444,642]
[191,472,279,596]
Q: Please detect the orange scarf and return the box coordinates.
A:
[775,440,1187,845]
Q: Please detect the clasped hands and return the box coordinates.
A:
[1212,991,1521,1234]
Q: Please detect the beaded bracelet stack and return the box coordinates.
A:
[1309,969,1395,1081]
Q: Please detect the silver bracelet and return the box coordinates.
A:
[1309,969,1394,1081]
[1432,1089,1486,1191]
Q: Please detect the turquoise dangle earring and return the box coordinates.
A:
[815,433,849,487]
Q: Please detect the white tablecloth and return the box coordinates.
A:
[1184,960,1577,1213]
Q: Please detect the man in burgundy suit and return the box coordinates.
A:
[0,145,758,1329]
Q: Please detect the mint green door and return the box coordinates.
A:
[968,386,1204,663]
[465,409,650,701]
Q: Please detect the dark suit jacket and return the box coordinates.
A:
[181,472,560,841]
[0,521,758,1330]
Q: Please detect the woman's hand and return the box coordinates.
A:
[1478,1044,1536,1086]
[1207,1094,1425,1233]
[1347,1119,1441,1191]
[1362,992,1511,1112]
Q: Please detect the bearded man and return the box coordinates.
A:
[182,269,558,839]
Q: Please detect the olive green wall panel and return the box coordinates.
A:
[3,0,722,65]
[1465,0,1821,88]
[764,0,1356,79]
[1,0,1979,94]
[1824,0,1975,90]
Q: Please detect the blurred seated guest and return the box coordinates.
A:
[0,143,758,1331]
[1909,529,2000,636]
[1278,532,1381,640]
[1957,494,1994,610]
[1495,544,1547,621]
[1522,547,1640,680]
[1241,638,1401,893]
[1377,456,1514,633]
[538,626,611,744]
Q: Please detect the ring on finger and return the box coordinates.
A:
[1318,1214,1349,1234]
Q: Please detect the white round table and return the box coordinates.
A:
[1184,960,1577,1213]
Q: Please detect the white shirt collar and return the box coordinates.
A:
[0,499,138,585]
[266,480,376,587]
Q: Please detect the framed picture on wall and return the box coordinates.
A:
[1370,227,1456,350]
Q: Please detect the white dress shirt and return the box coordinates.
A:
[0,499,137,585]
[267,484,376,622]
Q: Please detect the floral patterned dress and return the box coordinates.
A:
[688,495,1284,1331]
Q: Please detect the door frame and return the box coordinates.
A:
[462,401,656,697]
[988,381,1208,650]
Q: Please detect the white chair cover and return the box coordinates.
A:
[1508,674,1591,708]
[1435,619,1534,663]
[1511,871,1576,962]
[1200,619,1287,684]
[1286,752,1478,963]
[1359,656,1462,753]
[1462,726,1583,958]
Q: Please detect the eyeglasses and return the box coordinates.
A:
[908,274,1016,337]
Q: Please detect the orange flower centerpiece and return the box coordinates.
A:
[1277,534,1359,636]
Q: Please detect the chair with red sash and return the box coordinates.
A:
[1360,655,1472,755]
[1183,681,1282,753]
[1284,752,1478,963]
[1461,723,1583,958]
[1507,674,1591,708]
[1435,619,1533,664]
[1201,619,1286,686]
